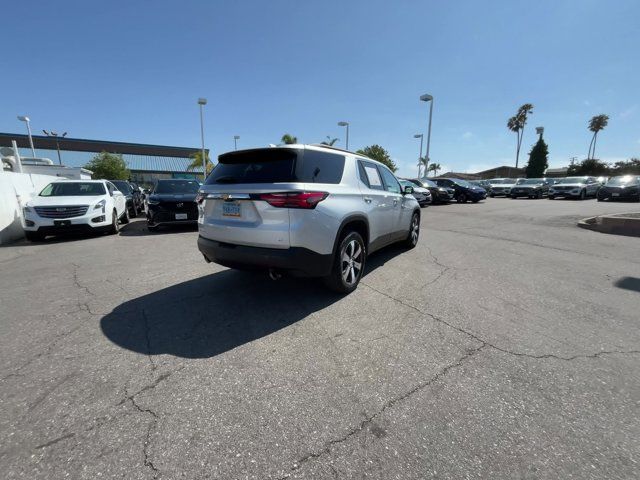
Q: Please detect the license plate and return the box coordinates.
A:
[175,213,188,220]
[54,220,71,226]
[222,202,241,217]
[612,193,620,197]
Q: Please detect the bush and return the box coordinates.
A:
[85,152,130,180]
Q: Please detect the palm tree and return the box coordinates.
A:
[507,103,534,168]
[281,134,298,145]
[427,163,441,177]
[587,114,609,159]
[320,136,339,146]
[187,151,214,175]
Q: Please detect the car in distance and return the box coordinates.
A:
[597,175,640,202]
[146,179,201,231]
[110,180,143,216]
[409,178,454,203]
[197,144,421,293]
[469,179,492,195]
[399,179,431,206]
[430,178,487,203]
[487,178,517,197]
[22,179,128,241]
[548,176,600,200]
[510,178,552,199]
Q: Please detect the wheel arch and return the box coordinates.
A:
[332,215,370,257]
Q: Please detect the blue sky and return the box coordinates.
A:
[2,0,639,177]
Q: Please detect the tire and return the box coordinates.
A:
[548,195,555,200]
[457,193,467,203]
[25,231,45,242]
[472,199,479,203]
[489,194,495,198]
[579,189,586,200]
[323,231,366,294]
[109,210,120,234]
[120,207,130,224]
[597,196,603,202]
[511,195,517,199]
[404,212,420,249]
[147,223,159,232]
[537,191,542,199]
[130,204,138,217]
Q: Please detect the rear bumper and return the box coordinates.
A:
[197,236,333,277]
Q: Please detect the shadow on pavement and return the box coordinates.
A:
[100,243,405,359]
[614,277,640,293]
[118,219,198,237]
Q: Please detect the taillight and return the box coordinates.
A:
[195,193,206,205]
[259,192,328,209]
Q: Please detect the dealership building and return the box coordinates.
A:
[0,132,205,186]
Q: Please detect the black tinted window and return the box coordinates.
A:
[154,180,200,194]
[207,148,297,184]
[111,181,132,193]
[298,150,344,184]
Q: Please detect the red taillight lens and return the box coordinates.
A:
[259,192,328,209]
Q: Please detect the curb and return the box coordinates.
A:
[578,213,640,237]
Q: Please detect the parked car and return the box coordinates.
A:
[197,144,421,293]
[110,180,143,216]
[548,176,600,199]
[430,178,487,203]
[408,178,454,203]
[469,179,492,194]
[145,179,201,231]
[22,179,128,241]
[487,178,518,197]
[597,175,640,202]
[399,179,431,206]
[510,178,552,198]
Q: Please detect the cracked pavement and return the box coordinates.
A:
[1,198,639,479]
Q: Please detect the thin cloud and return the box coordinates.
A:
[461,131,474,140]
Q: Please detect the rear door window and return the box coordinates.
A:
[298,149,345,184]
[206,149,297,184]
[359,161,384,191]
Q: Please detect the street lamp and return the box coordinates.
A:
[234,135,240,151]
[197,98,207,181]
[42,130,67,165]
[536,126,544,139]
[337,121,349,150]
[17,115,36,157]
[413,134,424,177]
[419,94,434,174]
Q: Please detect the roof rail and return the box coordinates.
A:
[309,143,359,155]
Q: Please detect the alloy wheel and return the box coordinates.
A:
[341,239,363,287]
[410,214,419,245]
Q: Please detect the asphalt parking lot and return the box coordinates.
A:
[1,197,639,479]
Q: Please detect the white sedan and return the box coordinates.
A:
[22,180,129,241]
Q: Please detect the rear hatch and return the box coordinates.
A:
[198,147,340,249]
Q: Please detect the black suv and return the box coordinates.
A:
[110,180,144,216]
[431,178,487,203]
[146,179,201,231]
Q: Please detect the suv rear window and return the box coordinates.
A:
[206,148,345,184]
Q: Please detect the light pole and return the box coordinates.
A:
[197,98,207,181]
[234,135,240,151]
[413,134,424,177]
[419,94,434,174]
[17,116,36,157]
[536,126,544,140]
[42,130,67,165]
[338,121,349,150]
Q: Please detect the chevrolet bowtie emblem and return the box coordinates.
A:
[176,203,183,208]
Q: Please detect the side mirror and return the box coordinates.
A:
[403,186,414,195]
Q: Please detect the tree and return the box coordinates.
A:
[587,114,609,159]
[525,137,549,178]
[427,163,441,177]
[320,136,339,146]
[281,134,298,145]
[567,158,610,176]
[85,152,130,180]
[507,103,534,169]
[611,158,640,175]
[187,151,214,175]
[356,145,397,172]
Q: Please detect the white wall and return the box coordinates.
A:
[0,172,61,244]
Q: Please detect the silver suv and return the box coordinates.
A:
[197,144,421,292]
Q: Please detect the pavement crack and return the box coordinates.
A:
[118,366,184,406]
[424,246,451,286]
[35,432,76,450]
[277,343,486,478]
[361,282,640,362]
[71,263,97,297]
[129,394,160,478]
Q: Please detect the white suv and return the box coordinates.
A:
[197,144,421,292]
[22,179,129,241]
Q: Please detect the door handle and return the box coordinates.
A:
[364,197,372,203]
